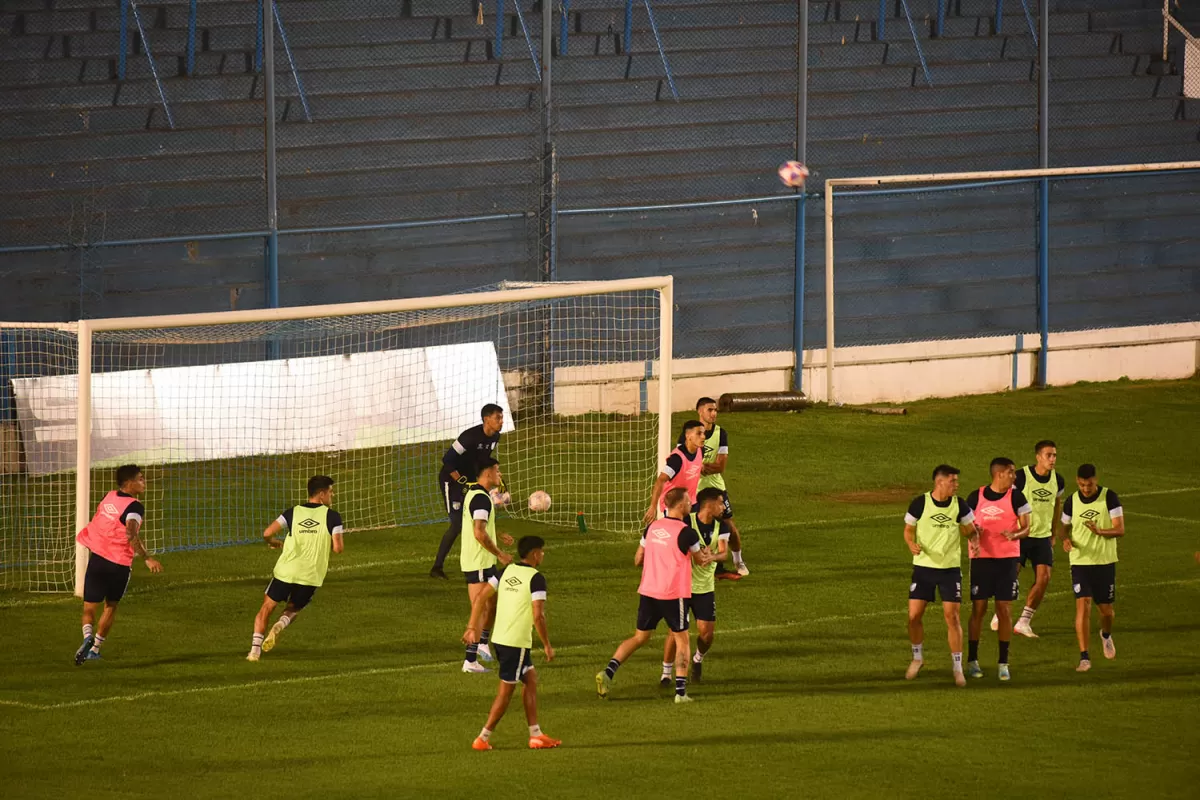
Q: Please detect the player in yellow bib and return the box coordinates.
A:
[247,475,344,662]
[902,464,978,686]
[1060,463,1125,672]
[463,536,558,751]
[460,457,515,674]
[687,397,748,579]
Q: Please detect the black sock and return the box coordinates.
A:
[1101,630,1111,640]
[968,640,979,662]
[1080,650,1089,661]
[604,658,621,679]
[999,640,1010,664]
[675,676,687,697]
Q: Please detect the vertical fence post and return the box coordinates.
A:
[824,185,836,405]
[878,0,886,40]
[494,0,505,59]
[73,319,92,598]
[263,0,280,335]
[995,0,1004,35]
[1036,0,1049,386]
[118,0,128,79]
[793,0,808,393]
[255,0,263,71]
[936,0,945,37]
[560,0,569,55]
[624,0,633,53]
[186,0,197,76]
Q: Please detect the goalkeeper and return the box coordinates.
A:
[430,403,505,580]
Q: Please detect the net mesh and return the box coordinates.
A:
[1,283,664,592]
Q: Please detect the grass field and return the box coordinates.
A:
[2,377,1199,799]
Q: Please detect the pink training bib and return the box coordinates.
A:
[659,445,703,512]
[77,490,138,567]
[972,487,1019,559]
[638,517,693,600]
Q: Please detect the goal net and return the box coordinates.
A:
[0,278,673,593]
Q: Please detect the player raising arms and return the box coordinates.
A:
[903,464,976,687]
[1061,463,1125,672]
[662,487,730,685]
[463,536,559,751]
[993,439,1064,638]
[688,397,749,579]
[74,464,163,665]
[599,487,713,703]
[431,403,504,580]
[247,475,344,662]
[645,420,705,525]
[460,457,515,673]
[965,458,1030,682]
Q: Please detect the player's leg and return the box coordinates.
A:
[76,601,102,665]
[725,498,748,575]
[1074,596,1093,671]
[1098,603,1116,659]
[995,600,1013,680]
[942,601,966,686]
[249,578,290,661]
[463,580,492,672]
[661,632,677,688]
[473,680,516,751]
[693,618,714,682]
[477,585,497,663]
[597,596,659,697]
[1098,563,1116,659]
[906,599,927,679]
[966,597,988,678]
[431,480,463,578]
[522,664,561,748]
[86,561,130,660]
[264,589,313,653]
[670,628,692,702]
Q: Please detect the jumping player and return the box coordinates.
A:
[74,464,163,665]
[460,458,515,673]
[662,487,729,684]
[464,536,559,751]
[431,403,504,579]
[686,397,748,579]
[599,487,713,703]
[903,464,976,687]
[645,420,705,525]
[247,475,344,662]
[1061,463,1124,672]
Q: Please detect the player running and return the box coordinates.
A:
[247,475,344,662]
[662,487,729,685]
[74,465,163,665]
[463,536,559,751]
[1061,463,1125,673]
[599,487,714,703]
[460,457,515,673]
[687,397,748,580]
[903,464,977,687]
[645,420,705,525]
[430,403,505,579]
[965,458,1031,681]
[993,439,1064,637]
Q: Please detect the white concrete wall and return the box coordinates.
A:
[548,321,1200,414]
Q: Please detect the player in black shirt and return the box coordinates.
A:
[430,404,504,579]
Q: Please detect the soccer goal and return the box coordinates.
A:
[0,277,674,594]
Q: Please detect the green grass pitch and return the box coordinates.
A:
[2,377,1199,798]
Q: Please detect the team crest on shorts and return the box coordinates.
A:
[1073,583,1082,593]
[910,583,917,592]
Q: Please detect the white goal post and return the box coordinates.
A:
[822,160,1200,405]
[0,276,674,594]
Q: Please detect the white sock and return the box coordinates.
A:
[1020,606,1035,622]
[693,650,705,663]
[732,549,744,566]
[273,614,293,633]
[529,724,542,737]
[661,661,672,677]
[912,643,923,661]
[82,623,93,639]
[90,634,105,653]
[251,633,264,655]
[952,652,963,671]
[478,728,492,742]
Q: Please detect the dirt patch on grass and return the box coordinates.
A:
[825,487,923,505]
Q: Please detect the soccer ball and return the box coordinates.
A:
[528,491,552,513]
[778,160,810,188]
[489,489,511,507]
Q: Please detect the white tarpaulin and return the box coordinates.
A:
[12,342,514,475]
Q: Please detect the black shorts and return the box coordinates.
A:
[1020,536,1054,569]
[909,566,962,603]
[1071,564,1116,603]
[82,553,132,604]
[636,594,689,633]
[463,566,498,585]
[688,591,716,622]
[439,478,466,516]
[494,642,535,684]
[970,557,1020,602]
[265,578,317,610]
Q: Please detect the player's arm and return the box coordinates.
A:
[474,519,512,565]
[680,527,711,566]
[463,582,498,643]
[644,472,670,524]
[634,543,645,567]
[903,523,921,555]
[715,527,731,559]
[442,431,474,485]
[125,512,162,573]
[1059,500,1074,551]
[531,573,554,661]
[1007,491,1032,539]
[263,519,285,548]
[1086,501,1125,538]
[701,454,726,476]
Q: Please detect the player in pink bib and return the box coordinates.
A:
[965,457,1030,681]
[598,487,713,703]
[73,464,163,666]
[644,420,706,525]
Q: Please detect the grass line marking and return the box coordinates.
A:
[5,576,1197,713]
[1126,511,1200,525]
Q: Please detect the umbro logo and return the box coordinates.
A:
[505,576,522,587]
[102,503,118,516]
[652,530,671,540]
[298,518,320,530]
[930,513,953,524]
[1032,488,1053,500]
[1080,509,1101,521]
[980,506,1004,518]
